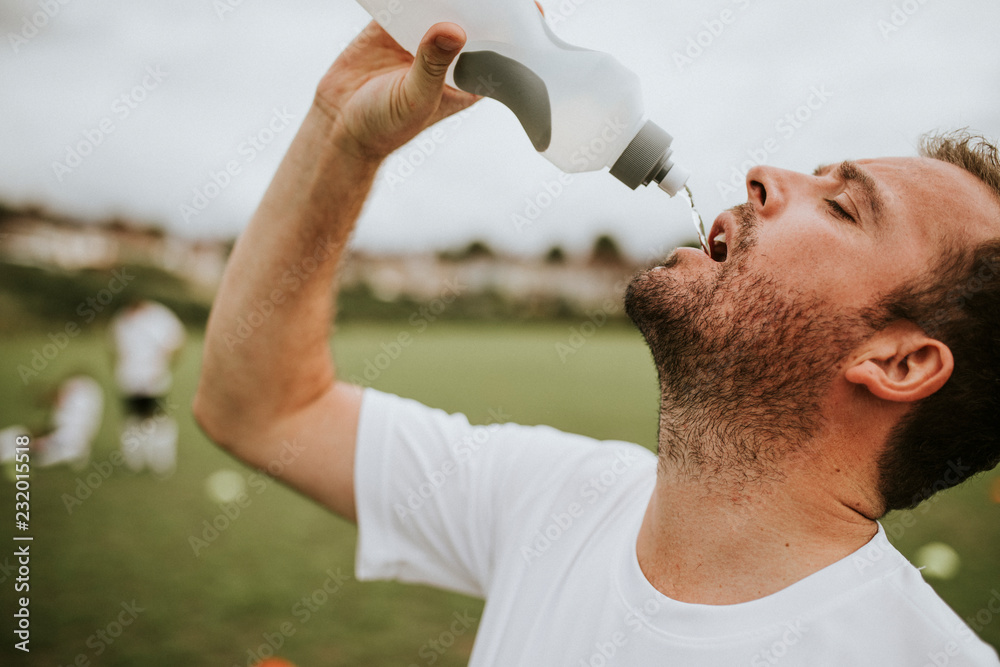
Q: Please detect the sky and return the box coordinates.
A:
[2,0,999,261]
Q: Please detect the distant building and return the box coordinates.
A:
[0,205,654,314]
[339,246,637,312]
[0,209,229,290]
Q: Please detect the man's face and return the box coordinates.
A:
[625,156,998,477]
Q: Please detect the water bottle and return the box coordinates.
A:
[354,0,690,196]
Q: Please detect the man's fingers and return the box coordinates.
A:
[433,87,481,124]
[402,23,466,110]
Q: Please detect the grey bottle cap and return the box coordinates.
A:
[609,120,677,191]
[611,120,688,197]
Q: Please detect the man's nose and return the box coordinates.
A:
[745,165,805,218]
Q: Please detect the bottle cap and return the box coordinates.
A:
[609,120,688,196]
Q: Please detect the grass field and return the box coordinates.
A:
[1,320,999,665]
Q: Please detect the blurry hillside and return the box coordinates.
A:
[0,202,681,331]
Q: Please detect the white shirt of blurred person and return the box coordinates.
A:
[111,300,185,476]
[35,375,104,469]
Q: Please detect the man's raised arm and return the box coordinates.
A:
[192,22,478,522]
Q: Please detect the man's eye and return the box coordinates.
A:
[825,198,857,224]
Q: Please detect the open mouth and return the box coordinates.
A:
[706,216,730,263]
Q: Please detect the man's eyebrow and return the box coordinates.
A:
[812,161,886,226]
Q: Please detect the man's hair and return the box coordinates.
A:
[875,130,1000,514]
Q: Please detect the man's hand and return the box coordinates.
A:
[315,21,480,163]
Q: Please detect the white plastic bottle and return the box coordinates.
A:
[354,0,690,195]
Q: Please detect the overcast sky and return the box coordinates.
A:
[2,0,999,260]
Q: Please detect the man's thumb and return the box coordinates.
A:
[404,24,465,105]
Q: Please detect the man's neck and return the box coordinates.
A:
[635,451,879,605]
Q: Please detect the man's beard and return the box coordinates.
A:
[624,205,873,486]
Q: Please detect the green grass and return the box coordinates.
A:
[0,322,998,666]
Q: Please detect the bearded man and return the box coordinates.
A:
[194,19,1000,666]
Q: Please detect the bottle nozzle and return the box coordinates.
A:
[609,120,688,196]
[656,162,690,196]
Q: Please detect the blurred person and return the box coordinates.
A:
[194,19,1000,667]
[1,375,104,470]
[34,374,104,468]
[111,299,185,476]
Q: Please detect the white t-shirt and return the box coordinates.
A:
[40,375,104,466]
[355,389,1000,666]
[111,302,185,396]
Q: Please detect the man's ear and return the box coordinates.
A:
[844,321,954,403]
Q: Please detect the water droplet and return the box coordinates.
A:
[680,185,709,255]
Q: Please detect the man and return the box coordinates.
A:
[111,299,186,476]
[35,374,104,469]
[0,374,103,470]
[193,19,1000,665]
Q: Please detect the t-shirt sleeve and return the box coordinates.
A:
[353,388,652,598]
